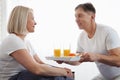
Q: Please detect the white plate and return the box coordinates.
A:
[46,56,81,61]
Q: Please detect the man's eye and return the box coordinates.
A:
[78,14,83,17]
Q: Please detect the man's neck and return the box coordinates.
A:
[87,23,96,38]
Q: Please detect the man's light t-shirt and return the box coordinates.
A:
[77,24,120,80]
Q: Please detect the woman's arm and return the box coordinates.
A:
[33,54,44,64]
[10,49,72,77]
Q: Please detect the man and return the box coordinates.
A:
[58,2,120,80]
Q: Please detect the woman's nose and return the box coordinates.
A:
[34,22,37,25]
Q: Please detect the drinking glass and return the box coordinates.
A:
[63,43,71,57]
[53,42,61,57]
[54,49,61,57]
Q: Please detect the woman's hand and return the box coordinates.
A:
[64,68,74,78]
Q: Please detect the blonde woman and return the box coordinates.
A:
[0,6,73,80]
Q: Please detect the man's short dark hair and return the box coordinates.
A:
[75,2,96,14]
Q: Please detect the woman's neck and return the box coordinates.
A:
[15,33,26,40]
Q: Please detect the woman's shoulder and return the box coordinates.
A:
[2,34,24,46]
[4,34,19,40]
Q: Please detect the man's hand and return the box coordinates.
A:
[79,52,99,62]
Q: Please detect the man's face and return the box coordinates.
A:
[75,8,94,29]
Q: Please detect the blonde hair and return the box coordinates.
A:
[7,6,33,35]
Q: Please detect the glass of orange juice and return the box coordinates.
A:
[63,49,70,56]
[53,42,61,57]
[63,43,71,57]
[54,49,61,57]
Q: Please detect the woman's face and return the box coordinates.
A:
[27,11,36,33]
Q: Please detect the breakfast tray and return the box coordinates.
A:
[46,56,81,61]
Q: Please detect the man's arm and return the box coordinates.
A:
[97,47,120,67]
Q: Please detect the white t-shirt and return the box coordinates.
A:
[0,34,36,80]
[77,24,120,80]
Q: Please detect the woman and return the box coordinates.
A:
[0,6,73,80]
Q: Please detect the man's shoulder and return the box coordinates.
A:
[97,23,114,32]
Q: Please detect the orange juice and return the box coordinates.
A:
[64,49,70,56]
[54,49,61,57]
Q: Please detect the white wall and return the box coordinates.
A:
[5,0,120,80]
[0,0,7,41]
